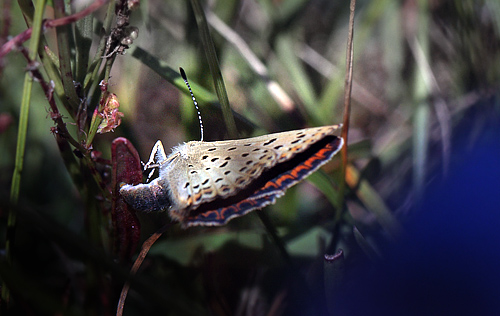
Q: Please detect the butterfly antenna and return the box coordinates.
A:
[180,68,204,142]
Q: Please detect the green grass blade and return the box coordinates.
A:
[275,33,321,123]
[189,0,238,138]
[346,164,401,238]
[408,0,431,203]
[5,0,47,302]
[131,46,216,102]
[53,0,81,113]
[74,14,94,84]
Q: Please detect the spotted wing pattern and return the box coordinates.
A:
[179,125,343,226]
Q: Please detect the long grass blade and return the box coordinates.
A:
[5,0,47,303]
[189,0,237,138]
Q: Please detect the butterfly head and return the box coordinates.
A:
[119,179,172,212]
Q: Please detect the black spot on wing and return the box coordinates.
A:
[263,138,277,146]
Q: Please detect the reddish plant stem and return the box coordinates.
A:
[0,0,108,59]
[18,46,86,153]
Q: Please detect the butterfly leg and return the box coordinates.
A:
[143,140,167,181]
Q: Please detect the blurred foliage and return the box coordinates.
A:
[0,0,499,315]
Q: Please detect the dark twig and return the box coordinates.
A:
[116,223,172,316]
[331,0,356,253]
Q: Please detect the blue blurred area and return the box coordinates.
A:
[336,116,500,315]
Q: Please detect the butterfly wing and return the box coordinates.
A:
[179,125,343,227]
[171,140,277,211]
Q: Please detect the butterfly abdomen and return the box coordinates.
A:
[120,180,172,212]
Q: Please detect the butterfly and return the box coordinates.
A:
[119,125,343,227]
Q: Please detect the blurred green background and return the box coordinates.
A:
[0,0,499,315]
